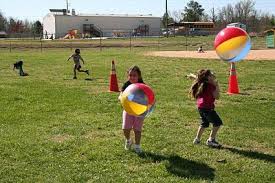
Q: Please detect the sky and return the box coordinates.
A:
[0,0,274,21]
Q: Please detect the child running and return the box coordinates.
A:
[67,48,89,79]
[118,66,145,153]
[190,69,223,148]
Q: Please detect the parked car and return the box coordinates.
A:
[0,31,8,38]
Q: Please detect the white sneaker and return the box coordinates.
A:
[206,139,221,148]
[124,139,132,150]
[193,138,200,144]
[134,145,142,154]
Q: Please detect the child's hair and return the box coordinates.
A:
[75,48,80,54]
[190,69,213,99]
[127,65,143,82]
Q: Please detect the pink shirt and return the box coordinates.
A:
[197,83,216,109]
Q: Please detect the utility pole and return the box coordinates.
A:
[66,0,69,14]
[166,0,168,38]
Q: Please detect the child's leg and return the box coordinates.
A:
[133,130,142,153]
[195,126,205,140]
[208,110,223,140]
[133,130,141,145]
[209,126,220,140]
[122,111,134,141]
[123,129,131,140]
[196,109,210,140]
[19,68,24,76]
[77,68,86,72]
[122,111,134,150]
[77,68,89,75]
[133,117,144,153]
[73,68,77,78]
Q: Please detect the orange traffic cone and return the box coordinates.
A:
[109,60,119,92]
[227,62,239,94]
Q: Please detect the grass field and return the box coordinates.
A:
[0,48,274,182]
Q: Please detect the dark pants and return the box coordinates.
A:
[198,108,223,128]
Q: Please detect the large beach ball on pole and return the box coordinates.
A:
[214,27,251,62]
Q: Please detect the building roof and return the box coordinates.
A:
[227,22,245,26]
[264,28,275,33]
[48,12,160,18]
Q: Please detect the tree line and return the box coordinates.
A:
[163,0,275,33]
[0,11,43,36]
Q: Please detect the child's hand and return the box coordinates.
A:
[118,93,123,101]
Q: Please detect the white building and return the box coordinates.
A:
[43,9,161,39]
[227,22,247,31]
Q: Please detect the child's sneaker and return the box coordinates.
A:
[134,145,142,154]
[193,138,200,144]
[124,139,132,150]
[86,70,90,75]
[206,139,221,148]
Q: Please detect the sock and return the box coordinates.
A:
[135,144,140,148]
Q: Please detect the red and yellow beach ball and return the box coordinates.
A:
[120,83,155,117]
[214,27,251,62]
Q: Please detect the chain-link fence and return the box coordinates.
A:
[0,31,268,52]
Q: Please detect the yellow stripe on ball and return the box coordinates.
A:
[216,36,248,55]
[121,96,147,116]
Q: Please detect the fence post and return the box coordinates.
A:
[40,40,43,52]
[158,35,160,50]
[70,40,73,51]
[130,32,132,51]
[100,33,102,52]
[9,40,12,53]
[185,35,188,51]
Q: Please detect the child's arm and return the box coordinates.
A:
[80,55,85,64]
[118,92,123,101]
[67,54,73,61]
[212,82,220,99]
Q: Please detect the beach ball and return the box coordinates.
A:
[121,83,155,117]
[214,27,251,62]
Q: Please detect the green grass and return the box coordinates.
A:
[0,48,274,182]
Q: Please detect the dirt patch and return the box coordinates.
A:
[146,50,275,61]
[50,134,72,143]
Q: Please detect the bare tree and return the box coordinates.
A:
[172,10,183,23]
[224,4,235,23]
[210,7,217,23]
[234,0,256,24]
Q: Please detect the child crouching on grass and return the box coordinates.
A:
[190,69,223,148]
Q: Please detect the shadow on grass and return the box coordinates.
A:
[238,92,251,96]
[63,78,94,81]
[139,152,215,180]
[222,146,275,163]
[85,78,93,81]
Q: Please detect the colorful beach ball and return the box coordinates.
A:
[121,83,155,117]
[214,27,251,62]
